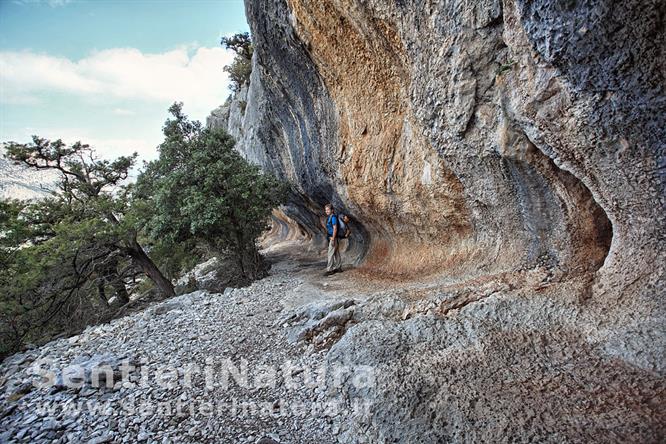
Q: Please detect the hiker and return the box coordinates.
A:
[324,203,342,275]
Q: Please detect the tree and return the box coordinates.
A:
[221,32,253,92]
[136,103,288,283]
[0,197,131,356]
[0,106,287,356]
[5,137,175,298]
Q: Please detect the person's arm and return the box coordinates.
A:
[332,216,338,243]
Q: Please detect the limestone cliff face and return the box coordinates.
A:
[237,1,664,294]
[219,0,664,440]
[238,0,662,279]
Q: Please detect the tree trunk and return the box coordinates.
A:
[109,274,130,304]
[125,240,175,298]
[97,280,109,307]
[238,241,268,282]
[229,210,267,282]
[107,213,174,298]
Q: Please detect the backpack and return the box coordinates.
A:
[327,213,351,238]
[337,213,351,238]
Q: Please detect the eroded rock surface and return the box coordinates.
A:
[212,0,666,441]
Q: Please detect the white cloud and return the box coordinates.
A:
[79,136,157,163]
[0,46,235,119]
[12,0,73,7]
[112,108,136,116]
[5,126,161,163]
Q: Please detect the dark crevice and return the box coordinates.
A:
[521,136,613,273]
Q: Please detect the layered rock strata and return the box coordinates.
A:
[211,0,665,440]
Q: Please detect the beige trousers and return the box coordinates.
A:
[327,237,342,272]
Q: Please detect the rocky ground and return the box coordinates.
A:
[0,242,365,444]
[2,241,664,443]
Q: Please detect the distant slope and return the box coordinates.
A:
[0,156,59,200]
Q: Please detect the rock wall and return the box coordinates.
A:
[237,0,657,278]
[215,0,665,441]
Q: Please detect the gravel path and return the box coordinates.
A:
[0,247,353,444]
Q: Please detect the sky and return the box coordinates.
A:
[0,0,249,162]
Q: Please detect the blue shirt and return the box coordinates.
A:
[326,214,338,237]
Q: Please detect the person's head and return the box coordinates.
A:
[324,203,333,216]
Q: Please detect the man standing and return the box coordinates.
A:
[324,203,342,275]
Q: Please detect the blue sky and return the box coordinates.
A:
[0,0,249,161]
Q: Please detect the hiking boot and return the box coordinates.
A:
[323,270,335,277]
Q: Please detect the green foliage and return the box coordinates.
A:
[0,137,171,358]
[136,103,288,282]
[0,103,288,358]
[496,60,516,76]
[146,239,201,282]
[221,32,253,60]
[221,32,253,92]
[0,198,125,357]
